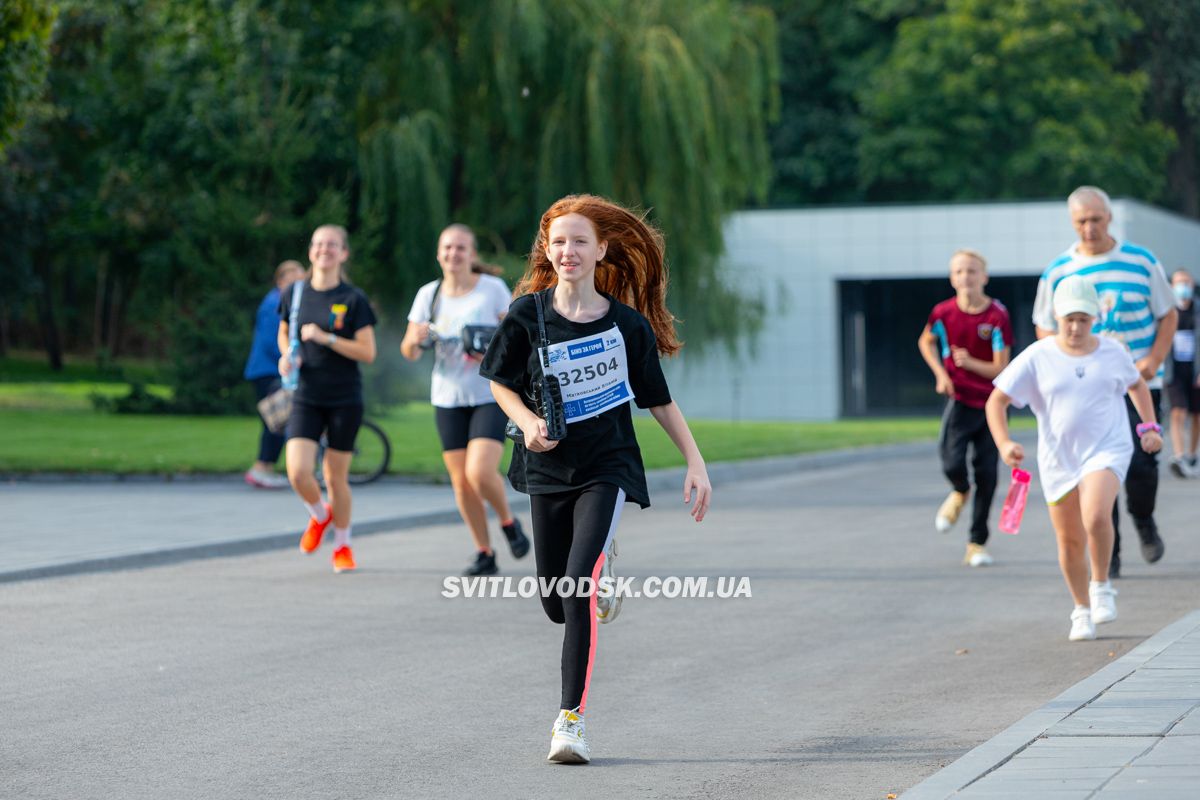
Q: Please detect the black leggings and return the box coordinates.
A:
[530,483,625,712]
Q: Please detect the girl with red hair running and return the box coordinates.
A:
[480,195,711,763]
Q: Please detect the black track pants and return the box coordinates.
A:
[1113,389,1161,557]
[938,399,999,545]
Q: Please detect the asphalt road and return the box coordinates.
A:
[5,446,1200,799]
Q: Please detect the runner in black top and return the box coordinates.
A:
[278,224,378,573]
[480,194,711,764]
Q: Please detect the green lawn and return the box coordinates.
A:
[0,403,1036,477]
[0,354,1035,477]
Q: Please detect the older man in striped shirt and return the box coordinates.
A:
[1032,186,1177,578]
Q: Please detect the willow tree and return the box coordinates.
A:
[355,0,780,351]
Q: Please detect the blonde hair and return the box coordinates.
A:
[273,259,304,283]
[951,249,987,270]
[439,223,503,276]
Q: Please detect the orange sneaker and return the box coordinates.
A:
[299,504,333,554]
[332,546,356,573]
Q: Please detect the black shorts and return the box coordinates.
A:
[434,403,507,451]
[1168,363,1200,414]
[287,401,364,452]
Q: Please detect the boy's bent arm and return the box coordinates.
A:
[917,327,947,376]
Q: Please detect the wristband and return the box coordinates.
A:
[327,333,337,347]
[1136,422,1162,436]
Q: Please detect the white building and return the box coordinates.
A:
[663,199,1200,421]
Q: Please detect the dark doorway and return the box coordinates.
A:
[839,276,1040,416]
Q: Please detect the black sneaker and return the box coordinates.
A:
[1109,549,1121,579]
[502,518,530,559]
[1134,517,1164,564]
[463,550,498,576]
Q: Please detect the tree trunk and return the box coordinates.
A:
[94,255,108,354]
[35,250,63,371]
[0,290,9,358]
[1169,115,1198,219]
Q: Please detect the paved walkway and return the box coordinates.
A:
[904,610,1200,799]
[2,443,933,583]
[7,438,1200,797]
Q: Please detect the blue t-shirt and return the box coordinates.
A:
[244,288,283,380]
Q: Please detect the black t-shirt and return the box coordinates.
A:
[479,289,672,508]
[278,280,378,407]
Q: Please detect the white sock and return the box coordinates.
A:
[304,500,329,521]
[334,525,351,548]
[1089,580,1110,591]
[1075,603,1090,612]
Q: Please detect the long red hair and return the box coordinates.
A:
[515,194,681,356]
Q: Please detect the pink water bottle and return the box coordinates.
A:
[999,468,1031,534]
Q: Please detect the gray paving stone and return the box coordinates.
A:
[955,789,1094,799]
[1093,789,1199,800]
[1168,705,1200,735]
[1047,703,1196,736]
[1129,735,1200,766]
[1104,764,1200,788]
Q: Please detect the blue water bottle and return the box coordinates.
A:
[282,341,300,391]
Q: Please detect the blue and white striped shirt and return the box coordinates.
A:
[1032,240,1174,388]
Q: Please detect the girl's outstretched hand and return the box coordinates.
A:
[999,440,1024,468]
[684,465,711,522]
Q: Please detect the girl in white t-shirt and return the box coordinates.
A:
[400,224,530,576]
[987,275,1162,642]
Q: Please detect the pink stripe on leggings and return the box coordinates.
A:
[578,487,624,713]
[579,551,605,713]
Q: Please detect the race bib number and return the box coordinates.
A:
[541,325,633,423]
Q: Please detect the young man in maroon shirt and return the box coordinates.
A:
[918,250,1014,566]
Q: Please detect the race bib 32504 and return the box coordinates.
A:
[540,326,632,423]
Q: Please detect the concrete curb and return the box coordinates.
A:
[900,608,1200,799]
[5,440,938,584]
[0,509,464,585]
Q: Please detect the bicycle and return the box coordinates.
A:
[315,418,392,486]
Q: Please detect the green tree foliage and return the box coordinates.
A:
[3,0,780,409]
[856,0,1174,201]
[1120,0,1200,217]
[764,0,942,205]
[353,0,781,348]
[0,0,54,153]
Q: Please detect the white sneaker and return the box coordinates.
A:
[595,539,621,624]
[244,469,289,489]
[547,708,590,763]
[1089,581,1118,624]
[935,491,968,533]
[1069,606,1096,641]
[964,543,994,567]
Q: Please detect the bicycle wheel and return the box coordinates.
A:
[347,419,391,485]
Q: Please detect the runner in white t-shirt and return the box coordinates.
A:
[400,224,530,576]
[987,276,1162,642]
